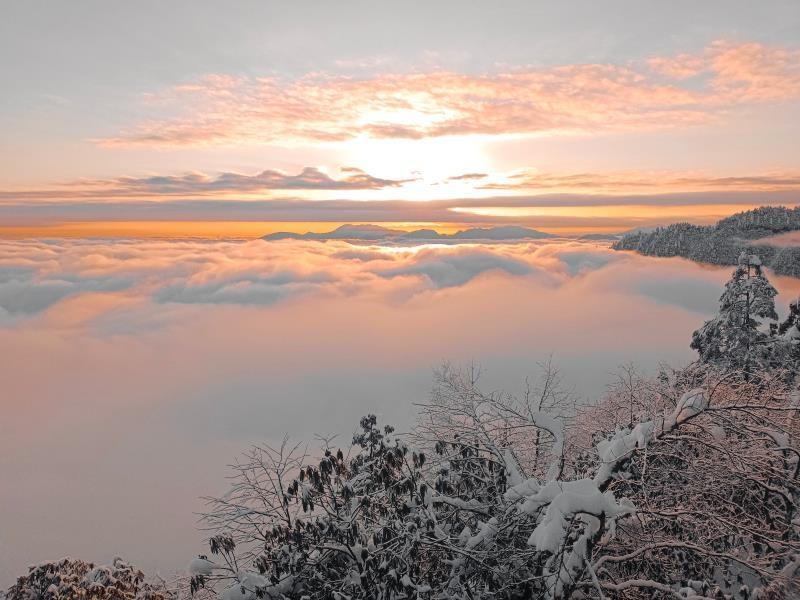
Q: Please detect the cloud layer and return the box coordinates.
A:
[99,41,800,147]
[0,167,412,201]
[3,167,799,230]
[3,236,799,324]
[479,171,800,193]
[3,236,800,588]
[0,238,562,320]
[79,166,411,194]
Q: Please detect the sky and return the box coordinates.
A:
[1,1,799,234]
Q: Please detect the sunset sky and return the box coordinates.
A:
[2,0,799,234]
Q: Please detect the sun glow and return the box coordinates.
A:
[337,135,494,200]
[357,102,459,130]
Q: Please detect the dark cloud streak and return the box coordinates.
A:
[0,167,414,201]
[1,192,798,230]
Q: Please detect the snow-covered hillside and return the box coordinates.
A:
[614,206,800,278]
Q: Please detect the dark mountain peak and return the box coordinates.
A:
[263,225,554,243]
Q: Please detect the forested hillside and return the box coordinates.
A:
[613,206,800,277]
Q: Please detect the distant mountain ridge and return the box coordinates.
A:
[263,224,554,243]
[613,206,800,278]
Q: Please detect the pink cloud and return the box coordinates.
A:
[708,41,800,101]
[98,41,800,148]
[649,41,800,102]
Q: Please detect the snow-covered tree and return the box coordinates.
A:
[5,557,172,600]
[778,297,800,338]
[691,252,778,373]
[775,297,800,370]
[777,298,800,349]
[579,367,800,599]
[190,363,799,599]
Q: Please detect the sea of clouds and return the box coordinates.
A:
[2,236,799,585]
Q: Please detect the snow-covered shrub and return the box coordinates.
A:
[5,557,172,600]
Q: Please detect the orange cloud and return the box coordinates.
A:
[99,41,800,148]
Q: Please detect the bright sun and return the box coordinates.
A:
[337,134,494,200]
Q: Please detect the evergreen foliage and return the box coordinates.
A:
[691,253,779,372]
[613,206,800,278]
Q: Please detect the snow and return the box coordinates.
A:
[672,388,708,425]
[592,389,706,486]
[220,571,293,600]
[709,424,726,441]
[432,495,488,514]
[521,479,632,553]
[464,517,498,550]
[528,409,565,480]
[188,556,217,576]
[738,251,762,267]
[504,477,540,502]
[593,421,653,485]
[503,447,524,487]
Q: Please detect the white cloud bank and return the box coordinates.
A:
[1,236,800,587]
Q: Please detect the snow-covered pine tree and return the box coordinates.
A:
[775,296,800,371]
[691,252,778,373]
[778,297,800,340]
